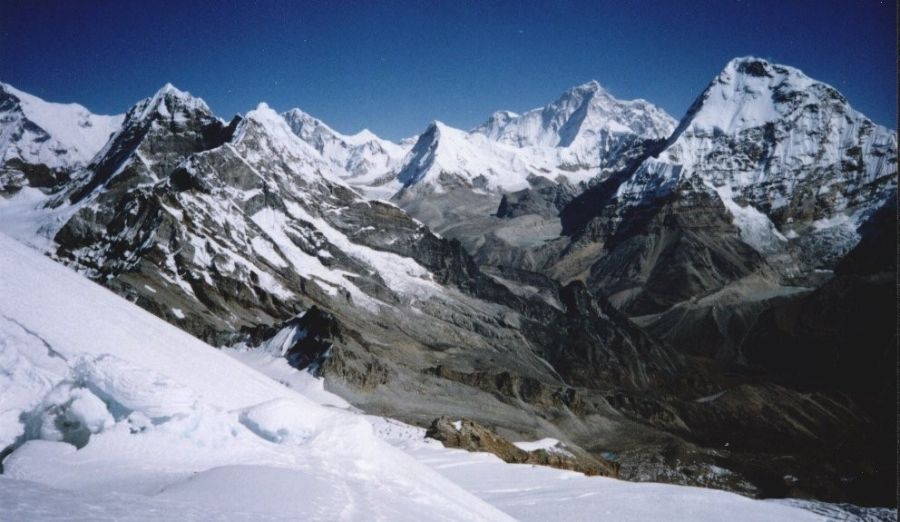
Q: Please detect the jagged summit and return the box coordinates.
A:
[130,83,211,123]
[392,83,675,197]
[473,80,675,149]
[237,102,336,182]
[282,107,333,136]
[576,79,603,90]
[64,84,225,203]
[617,56,896,210]
[677,57,841,135]
[158,81,183,94]
[282,106,409,184]
[557,80,612,102]
[283,107,399,147]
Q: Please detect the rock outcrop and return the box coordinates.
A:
[426,416,618,477]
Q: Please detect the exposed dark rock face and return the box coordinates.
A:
[731,199,898,505]
[496,177,577,219]
[66,89,232,204]
[1,158,70,192]
[574,176,772,315]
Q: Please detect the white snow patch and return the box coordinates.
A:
[513,438,573,457]
[715,185,787,253]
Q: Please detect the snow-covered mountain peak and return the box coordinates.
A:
[0,82,123,171]
[391,84,676,197]
[473,81,675,149]
[229,102,355,190]
[680,57,829,135]
[247,101,281,121]
[132,83,211,123]
[62,85,227,203]
[344,127,380,145]
[561,79,607,99]
[239,103,328,162]
[475,110,520,133]
[282,107,397,149]
[425,120,457,138]
[282,106,410,184]
[158,81,183,95]
[282,107,332,140]
[612,56,897,264]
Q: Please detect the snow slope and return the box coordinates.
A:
[0,82,123,170]
[0,232,511,521]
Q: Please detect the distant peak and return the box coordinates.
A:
[241,102,306,145]
[283,107,315,120]
[550,80,614,111]
[717,56,811,84]
[486,110,519,122]
[131,83,210,123]
[493,110,519,118]
[727,57,774,78]
[565,80,607,97]
[579,80,604,91]
[154,82,193,99]
[415,120,449,145]
[472,110,520,134]
[246,102,286,125]
[282,107,330,130]
[346,128,379,143]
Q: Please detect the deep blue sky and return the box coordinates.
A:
[0,1,896,140]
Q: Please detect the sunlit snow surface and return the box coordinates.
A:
[0,233,509,522]
[0,82,123,170]
[0,233,891,521]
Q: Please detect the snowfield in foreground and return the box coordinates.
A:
[0,232,881,521]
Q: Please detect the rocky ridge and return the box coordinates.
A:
[0,66,894,507]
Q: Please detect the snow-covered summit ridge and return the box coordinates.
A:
[683,57,861,134]
[619,56,896,199]
[392,81,677,195]
[283,107,396,147]
[473,80,676,148]
[233,102,350,186]
[0,82,123,169]
[281,107,410,183]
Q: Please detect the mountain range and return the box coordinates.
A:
[0,56,895,510]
